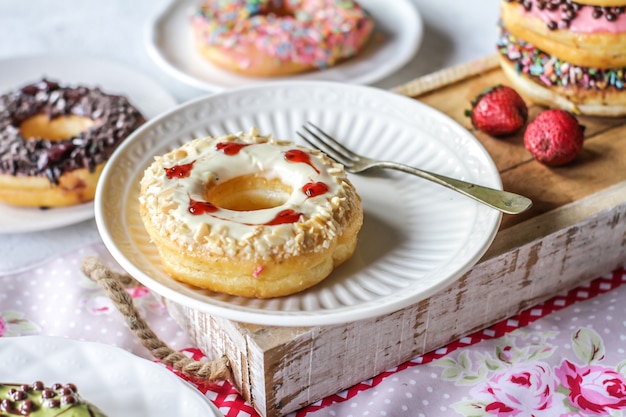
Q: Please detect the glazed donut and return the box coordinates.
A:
[0,79,145,207]
[499,0,626,116]
[139,129,363,298]
[191,0,375,77]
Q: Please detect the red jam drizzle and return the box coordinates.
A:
[265,209,302,225]
[187,201,302,225]
[188,198,218,215]
[302,181,329,198]
[284,149,320,174]
[165,161,195,179]
[216,142,250,155]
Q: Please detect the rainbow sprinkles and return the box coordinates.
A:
[498,26,626,91]
[191,0,374,76]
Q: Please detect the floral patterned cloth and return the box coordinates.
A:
[1,242,625,417]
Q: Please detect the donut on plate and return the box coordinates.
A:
[0,79,145,207]
[191,0,375,77]
[139,128,363,298]
[498,0,626,116]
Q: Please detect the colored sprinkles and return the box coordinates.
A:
[191,0,373,68]
[498,25,626,90]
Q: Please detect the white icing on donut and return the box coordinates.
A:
[140,129,353,260]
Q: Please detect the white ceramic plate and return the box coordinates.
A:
[0,55,178,234]
[145,0,423,92]
[96,81,502,326]
[0,336,223,417]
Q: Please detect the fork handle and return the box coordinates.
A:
[378,161,532,215]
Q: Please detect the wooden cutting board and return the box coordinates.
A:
[165,55,626,417]
[394,55,626,232]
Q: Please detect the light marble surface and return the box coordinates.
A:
[0,0,500,272]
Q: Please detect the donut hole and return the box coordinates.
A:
[19,113,95,141]
[205,174,292,211]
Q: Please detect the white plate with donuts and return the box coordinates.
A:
[0,335,223,417]
[145,0,423,92]
[0,55,178,234]
[95,81,502,326]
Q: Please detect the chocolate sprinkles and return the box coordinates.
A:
[504,0,626,29]
[0,79,145,184]
[0,381,105,416]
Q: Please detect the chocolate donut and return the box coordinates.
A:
[0,79,145,207]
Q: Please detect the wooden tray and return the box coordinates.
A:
[165,55,626,417]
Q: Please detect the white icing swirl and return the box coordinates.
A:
[139,129,354,260]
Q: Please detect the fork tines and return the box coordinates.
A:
[297,122,353,166]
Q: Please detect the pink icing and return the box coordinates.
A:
[191,0,374,69]
[520,1,626,33]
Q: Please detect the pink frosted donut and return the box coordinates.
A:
[191,0,375,77]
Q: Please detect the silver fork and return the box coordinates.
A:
[297,122,532,215]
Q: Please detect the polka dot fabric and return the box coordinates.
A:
[0,242,625,417]
[0,243,194,359]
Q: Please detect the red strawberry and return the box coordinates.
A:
[465,85,528,137]
[524,109,585,166]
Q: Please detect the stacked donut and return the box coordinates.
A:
[498,0,626,116]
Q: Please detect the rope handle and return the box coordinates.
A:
[80,257,231,383]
